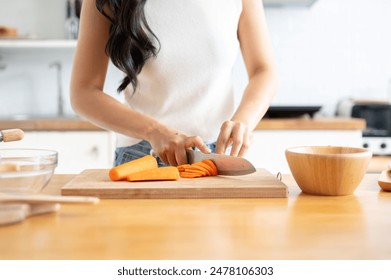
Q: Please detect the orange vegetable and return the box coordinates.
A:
[109,155,158,181]
[177,164,191,172]
[178,160,218,178]
[182,169,206,176]
[201,159,218,176]
[180,172,203,178]
[126,166,180,182]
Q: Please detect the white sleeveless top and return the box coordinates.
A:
[116,0,243,147]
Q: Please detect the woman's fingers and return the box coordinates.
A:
[155,135,211,166]
[215,121,232,154]
[216,121,252,157]
[185,136,211,154]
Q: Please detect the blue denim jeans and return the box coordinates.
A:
[114,140,216,167]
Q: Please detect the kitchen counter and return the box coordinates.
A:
[256,117,365,130]
[0,118,102,131]
[0,172,389,260]
[0,117,365,131]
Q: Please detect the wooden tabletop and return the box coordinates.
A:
[0,173,389,260]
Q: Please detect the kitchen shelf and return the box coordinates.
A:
[0,39,77,49]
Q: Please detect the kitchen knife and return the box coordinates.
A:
[186,150,256,176]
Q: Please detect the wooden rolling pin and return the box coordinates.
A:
[0,192,100,204]
[0,129,24,142]
[0,203,60,226]
[0,193,99,226]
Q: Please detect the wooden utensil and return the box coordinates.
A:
[62,168,288,199]
[0,203,60,226]
[378,169,391,191]
[0,129,24,142]
[0,192,100,204]
[285,146,372,196]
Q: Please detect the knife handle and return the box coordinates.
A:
[0,129,24,142]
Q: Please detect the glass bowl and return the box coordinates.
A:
[0,148,58,193]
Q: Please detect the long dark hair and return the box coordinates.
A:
[95,0,159,93]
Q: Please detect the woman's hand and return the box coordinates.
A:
[213,0,277,158]
[148,129,211,166]
[215,120,253,157]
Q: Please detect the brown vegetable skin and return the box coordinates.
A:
[109,155,158,181]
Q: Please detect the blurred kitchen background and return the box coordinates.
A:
[1,0,390,173]
[1,0,391,117]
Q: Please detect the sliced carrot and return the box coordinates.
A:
[109,155,158,181]
[177,164,191,172]
[178,160,219,178]
[202,159,218,176]
[181,169,206,176]
[193,162,213,176]
[179,171,203,178]
[127,166,179,182]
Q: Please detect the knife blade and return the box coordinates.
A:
[186,150,256,176]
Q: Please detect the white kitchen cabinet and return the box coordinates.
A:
[245,130,363,174]
[3,131,115,174]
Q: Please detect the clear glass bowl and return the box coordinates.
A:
[0,149,58,193]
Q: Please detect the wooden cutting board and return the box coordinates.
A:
[61,169,288,199]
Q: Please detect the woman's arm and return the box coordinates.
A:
[215,0,277,157]
[70,0,209,166]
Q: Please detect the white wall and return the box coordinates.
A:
[1,0,391,118]
[265,0,391,115]
[0,0,66,39]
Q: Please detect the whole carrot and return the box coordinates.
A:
[109,155,158,181]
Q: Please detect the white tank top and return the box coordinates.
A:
[116,0,243,147]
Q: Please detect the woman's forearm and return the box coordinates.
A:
[232,67,277,131]
[70,88,164,141]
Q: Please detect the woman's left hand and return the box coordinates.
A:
[215,120,253,157]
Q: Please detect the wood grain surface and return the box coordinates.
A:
[1,173,390,260]
[0,173,390,259]
[61,169,288,199]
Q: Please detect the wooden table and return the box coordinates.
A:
[0,173,390,260]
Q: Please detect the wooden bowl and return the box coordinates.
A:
[285,146,372,196]
[378,170,391,191]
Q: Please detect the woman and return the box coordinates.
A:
[70,0,277,167]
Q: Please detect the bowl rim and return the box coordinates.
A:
[285,145,372,158]
[0,148,58,156]
[0,148,58,165]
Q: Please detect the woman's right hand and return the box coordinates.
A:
[147,129,211,166]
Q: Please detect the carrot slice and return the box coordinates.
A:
[201,159,218,176]
[177,164,191,172]
[181,169,206,176]
[180,171,203,178]
[109,155,158,181]
[127,166,179,182]
[193,162,214,176]
[178,160,219,178]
